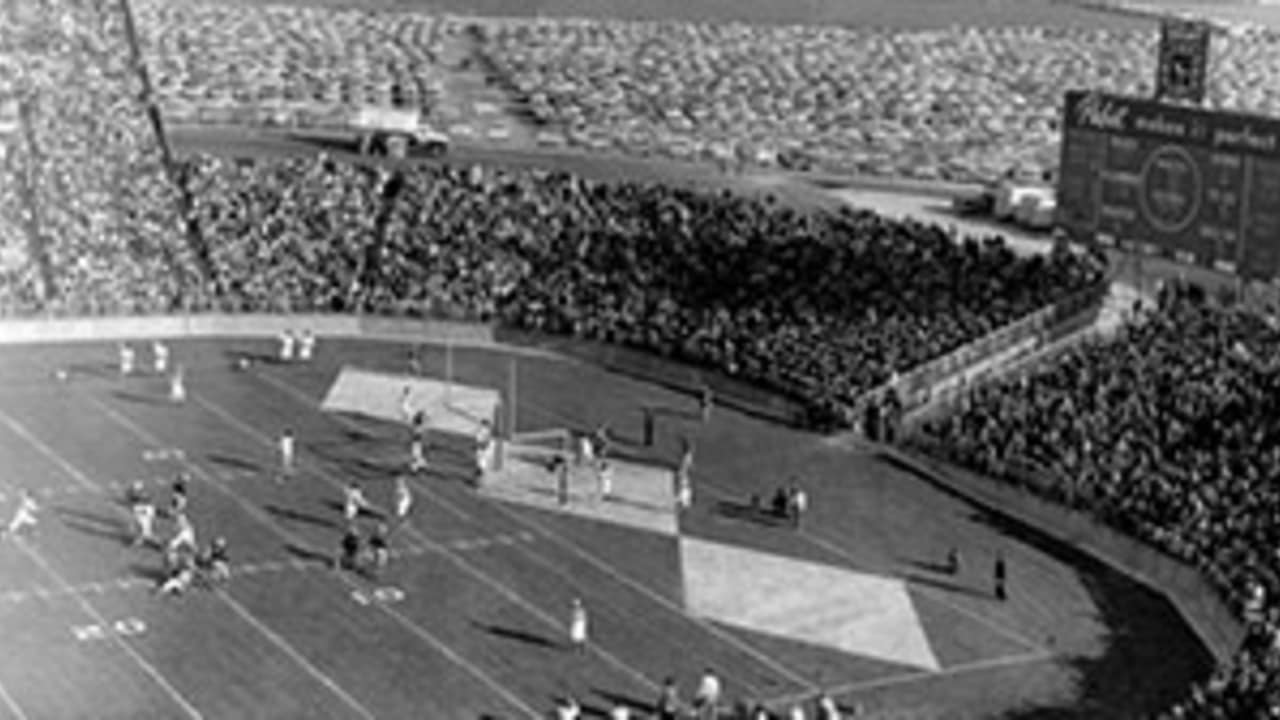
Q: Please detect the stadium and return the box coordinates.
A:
[1,0,1278,717]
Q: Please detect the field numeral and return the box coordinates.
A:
[351,586,405,606]
[71,617,147,642]
[142,448,186,462]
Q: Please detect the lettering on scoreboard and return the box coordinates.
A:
[1057,90,1280,279]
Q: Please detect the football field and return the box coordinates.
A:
[0,336,1209,719]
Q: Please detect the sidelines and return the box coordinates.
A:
[0,679,29,720]
[84,393,542,720]
[254,367,815,697]
[765,648,1056,708]
[510,368,1051,656]
[190,387,664,698]
[13,539,204,719]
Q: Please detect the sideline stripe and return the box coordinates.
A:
[193,388,661,698]
[0,409,99,492]
[215,590,376,720]
[86,393,540,720]
[15,540,203,719]
[765,648,1055,708]
[0,678,29,720]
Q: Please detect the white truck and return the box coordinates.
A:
[351,106,449,158]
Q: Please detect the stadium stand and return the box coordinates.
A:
[3,0,1276,715]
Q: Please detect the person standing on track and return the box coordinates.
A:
[119,342,135,376]
[597,459,613,501]
[298,329,315,362]
[278,428,295,482]
[399,386,415,427]
[279,329,295,363]
[655,677,681,720]
[994,551,1007,601]
[169,363,186,404]
[336,523,361,572]
[152,340,169,374]
[568,598,589,655]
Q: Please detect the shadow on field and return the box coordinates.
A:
[473,621,559,649]
[207,453,261,472]
[904,572,994,601]
[112,390,169,406]
[877,452,1214,718]
[283,543,333,565]
[54,506,127,544]
[265,503,339,530]
[715,498,785,527]
[129,563,167,584]
[592,689,655,715]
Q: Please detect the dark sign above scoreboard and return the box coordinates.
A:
[1057,90,1280,280]
[1156,19,1210,104]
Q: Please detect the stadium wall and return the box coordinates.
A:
[884,444,1245,666]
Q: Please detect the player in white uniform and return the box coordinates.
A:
[393,476,413,523]
[169,364,186,404]
[474,420,494,476]
[157,550,196,596]
[152,340,169,374]
[568,597,588,654]
[119,343,135,376]
[279,330,295,362]
[128,482,157,547]
[399,386,414,427]
[297,330,315,362]
[278,428,295,482]
[343,482,369,522]
[3,491,39,538]
[674,467,692,511]
[409,436,428,474]
[693,668,722,720]
[597,460,613,501]
[167,513,196,558]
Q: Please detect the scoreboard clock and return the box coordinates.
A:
[1057,90,1280,279]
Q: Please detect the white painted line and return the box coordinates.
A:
[0,409,100,492]
[87,392,541,720]
[216,589,377,720]
[501,402,817,695]
[0,677,30,720]
[767,648,1055,707]
[193,389,659,701]
[250,372,476,524]
[16,540,204,719]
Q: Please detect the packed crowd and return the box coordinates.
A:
[0,0,198,316]
[181,154,1102,426]
[921,281,1280,717]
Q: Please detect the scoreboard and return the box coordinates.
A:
[1057,90,1280,280]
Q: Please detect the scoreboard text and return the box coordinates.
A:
[1057,90,1280,279]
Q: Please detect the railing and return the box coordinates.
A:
[852,278,1109,426]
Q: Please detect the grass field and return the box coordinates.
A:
[0,336,1211,719]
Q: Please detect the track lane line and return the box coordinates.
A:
[85,393,540,720]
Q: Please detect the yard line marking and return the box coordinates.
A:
[525,374,1053,655]
[87,394,540,720]
[0,409,99,492]
[766,648,1055,708]
[248,370,475,523]
[491,402,821,694]
[216,589,377,720]
[0,677,30,720]
[193,389,661,699]
[14,539,204,719]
